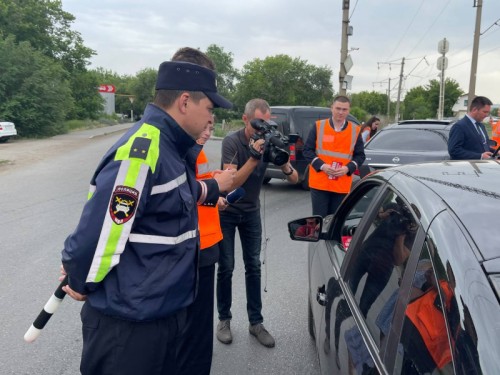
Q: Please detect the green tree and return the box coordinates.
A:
[0,0,102,127]
[205,44,240,120]
[67,70,104,120]
[234,55,333,110]
[403,86,433,119]
[129,68,157,118]
[424,78,464,117]
[350,91,388,116]
[0,0,94,72]
[403,78,464,119]
[0,35,73,137]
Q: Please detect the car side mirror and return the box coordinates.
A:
[288,216,323,242]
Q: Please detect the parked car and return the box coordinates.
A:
[288,160,500,374]
[360,119,455,178]
[265,106,360,189]
[0,121,17,142]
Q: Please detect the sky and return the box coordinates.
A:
[60,0,500,105]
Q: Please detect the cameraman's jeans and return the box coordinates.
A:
[217,209,263,325]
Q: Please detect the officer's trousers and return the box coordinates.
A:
[80,301,187,375]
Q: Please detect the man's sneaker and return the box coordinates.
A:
[249,323,275,348]
[216,320,233,344]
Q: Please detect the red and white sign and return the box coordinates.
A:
[98,84,116,93]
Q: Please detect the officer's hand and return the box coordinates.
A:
[213,168,236,193]
[217,196,229,211]
[60,265,87,302]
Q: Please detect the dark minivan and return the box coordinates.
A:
[265,106,359,189]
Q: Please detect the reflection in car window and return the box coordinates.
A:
[334,185,380,253]
[345,190,418,371]
[396,240,456,374]
[367,129,447,152]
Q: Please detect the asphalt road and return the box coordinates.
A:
[0,126,320,375]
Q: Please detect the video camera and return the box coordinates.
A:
[250,119,290,166]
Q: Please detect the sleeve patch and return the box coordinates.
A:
[129,137,151,160]
[109,185,139,225]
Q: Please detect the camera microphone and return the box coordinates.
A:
[226,187,245,204]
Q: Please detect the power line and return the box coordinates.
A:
[384,0,425,61]
[405,0,452,57]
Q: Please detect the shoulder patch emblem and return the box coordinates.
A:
[109,185,139,225]
[129,137,151,160]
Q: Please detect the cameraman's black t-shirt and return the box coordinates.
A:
[221,129,268,213]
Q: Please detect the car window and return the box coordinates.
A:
[270,112,289,135]
[345,190,418,361]
[395,240,455,375]
[293,111,330,138]
[367,129,448,152]
[330,184,381,254]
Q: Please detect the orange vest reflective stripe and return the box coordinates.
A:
[308,120,360,193]
[406,280,454,369]
[196,150,223,250]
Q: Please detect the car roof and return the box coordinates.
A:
[384,119,456,130]
[377,160,500,261]
[270,106,360,124]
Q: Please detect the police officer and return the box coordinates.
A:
[60,60,233,375]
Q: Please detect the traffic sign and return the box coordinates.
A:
[98,84,116,93]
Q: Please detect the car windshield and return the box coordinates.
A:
[367,129,448,152]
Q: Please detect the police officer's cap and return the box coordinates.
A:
[155,61,232,109]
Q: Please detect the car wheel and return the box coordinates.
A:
[263,177,271,185]
[308,297,315,339]
[0,137,10,143]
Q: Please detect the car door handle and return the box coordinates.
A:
[316,285,327,306]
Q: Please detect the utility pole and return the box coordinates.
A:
[387,78,391,118]
[339,0,350,95]
[468,0,483,108]
[437,38,449,120]
[395,57,405,122]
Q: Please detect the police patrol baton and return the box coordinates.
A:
[24,275,68,343]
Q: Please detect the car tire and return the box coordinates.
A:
[0,137,10,143]
[263,177,271,185]
[308,297,315,339]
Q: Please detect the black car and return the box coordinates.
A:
[265,106,360,189]
[288,160,500,374]
[360,119,455,178]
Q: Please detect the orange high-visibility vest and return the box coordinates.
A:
[491,120,500,148]
[308,120,360,193]
[196,149,223,250]
[406,280,454,369]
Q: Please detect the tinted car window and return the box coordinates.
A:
[367,129,448,152]
[397,240,455,374]
[270,112,289,135]
[293,112,330,139]
[346,190,418,358]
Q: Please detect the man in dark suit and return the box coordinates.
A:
[448,96,494,160]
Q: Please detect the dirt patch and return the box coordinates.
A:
[0,137,87,173]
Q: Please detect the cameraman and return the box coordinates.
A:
[216,99,298,348]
